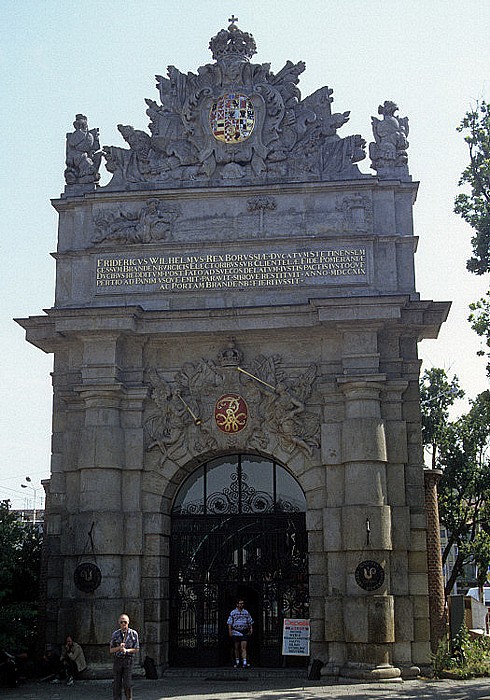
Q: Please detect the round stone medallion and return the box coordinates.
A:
[210,94,255,143]
[74,562,102,593]
[214,394,248,433]
[355,560,385,591]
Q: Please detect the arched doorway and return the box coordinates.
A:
[169,454,309,667]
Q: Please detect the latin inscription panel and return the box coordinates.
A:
[95,248,367,293]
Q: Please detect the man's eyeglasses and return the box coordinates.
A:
[119,621,128,625]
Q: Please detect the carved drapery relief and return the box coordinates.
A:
[144,343,320,464]
[93,199,180,245]
[98,21,367,190]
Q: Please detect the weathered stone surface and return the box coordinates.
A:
[341,505,392,550]
[343,462,387,505]
[342,418,387,462]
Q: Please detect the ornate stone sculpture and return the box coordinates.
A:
[144,344,320,464]
[369,101,409,175]
[100,20,367,190]
[64,114,102,186]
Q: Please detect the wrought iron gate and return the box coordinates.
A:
[169,455,309,667]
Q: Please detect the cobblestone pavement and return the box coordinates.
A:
[3,675,490,700]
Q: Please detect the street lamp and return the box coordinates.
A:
[21,476,37,524]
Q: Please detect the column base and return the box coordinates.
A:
[338,662,402,682]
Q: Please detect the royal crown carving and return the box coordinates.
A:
[209,18,257,62]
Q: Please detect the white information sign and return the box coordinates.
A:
[282,618,310,656]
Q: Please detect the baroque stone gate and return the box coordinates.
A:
[17,19,449,679]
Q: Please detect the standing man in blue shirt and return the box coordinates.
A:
[110,614,140,700]
[227,599,253,668]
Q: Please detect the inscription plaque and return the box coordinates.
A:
[95,247,367,293]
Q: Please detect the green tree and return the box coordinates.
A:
[0,500,42,650]
[455,100,490,375]
[454,100,490,275]
[437,391,490,596]
[469,290,490,377]
[420,367,464,469]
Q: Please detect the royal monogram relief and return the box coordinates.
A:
[144,344,320,463]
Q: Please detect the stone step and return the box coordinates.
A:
[80,664,307,681]
[161,667,308,680]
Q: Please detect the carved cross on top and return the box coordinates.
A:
[228,15,238,26]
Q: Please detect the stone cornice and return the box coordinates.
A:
[51,177,419,212]
[15,295,450,353]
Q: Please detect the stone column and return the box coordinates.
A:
[424,469,446,652]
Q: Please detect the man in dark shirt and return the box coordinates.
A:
[110,614,139,700]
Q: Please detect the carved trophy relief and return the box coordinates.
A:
[144,342,321,466]
[246,355,320,457]
[92,200,180,245]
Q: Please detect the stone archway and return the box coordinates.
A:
[169,454,309,667]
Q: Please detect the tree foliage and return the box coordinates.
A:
[420,370,490,595]
[455,100,490,375]
[420,367,464,469]
[454,101,490,275]
[437,391,490,595]
[0,500,42,650]
[469,290,490,377]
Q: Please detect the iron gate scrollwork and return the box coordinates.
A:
[169,455,309,667]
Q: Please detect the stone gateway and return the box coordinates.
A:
[17,19,449,680]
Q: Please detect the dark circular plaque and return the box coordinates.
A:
[74,562,102,592]
[355,560,385,591]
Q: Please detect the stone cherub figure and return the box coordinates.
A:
[64,114,102,186]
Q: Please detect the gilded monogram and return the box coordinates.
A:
[215,394,248,433]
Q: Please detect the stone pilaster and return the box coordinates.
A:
[334,376,401,681]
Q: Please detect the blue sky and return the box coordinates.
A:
[0,0,488,507]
